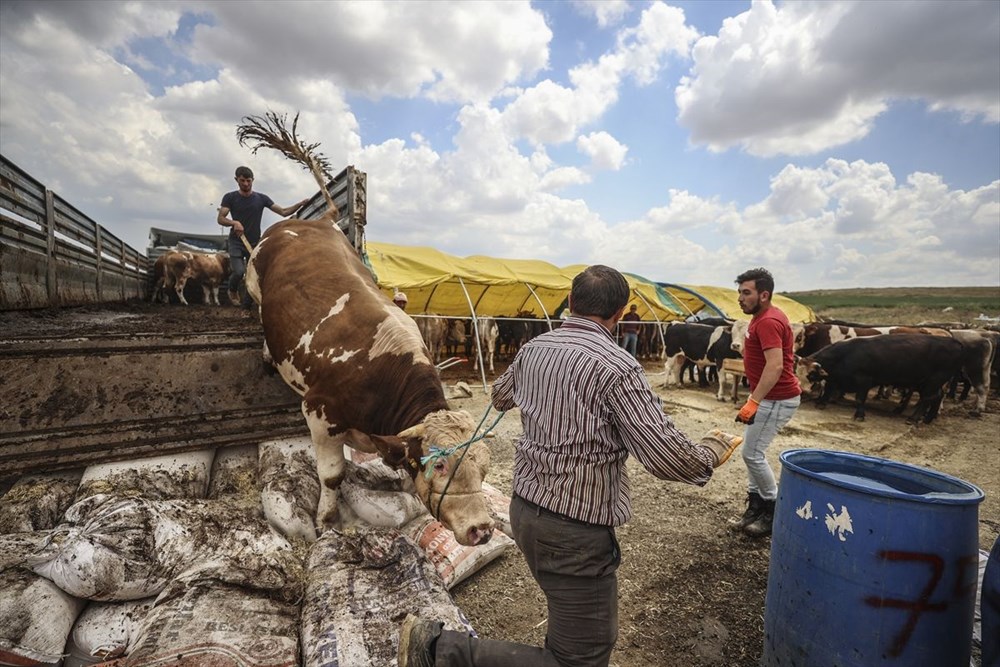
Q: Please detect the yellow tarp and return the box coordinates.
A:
[366,242,816,323]
[669,284,817,323]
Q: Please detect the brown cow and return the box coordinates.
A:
[151,249,193,304]
[246,219,494,546]
[186,253,231,306]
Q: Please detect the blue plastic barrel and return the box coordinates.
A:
[763,449,984,667]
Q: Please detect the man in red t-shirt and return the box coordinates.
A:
[731,267,801,538]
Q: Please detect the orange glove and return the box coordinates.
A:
[735,397,760,425]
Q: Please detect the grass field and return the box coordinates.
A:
[785,286,1000,325]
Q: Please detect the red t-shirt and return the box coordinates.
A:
[742,307,801,401]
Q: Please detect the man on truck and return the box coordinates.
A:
[217,166,309,308]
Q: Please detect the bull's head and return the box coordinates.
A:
[371,409,494,546]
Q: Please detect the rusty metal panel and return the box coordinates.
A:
[0,228,49,309]
[0,331,307,474]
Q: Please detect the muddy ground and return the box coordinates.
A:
[2,301,998,666]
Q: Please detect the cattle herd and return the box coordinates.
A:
[414,315,998,426]
[151,248,231,306]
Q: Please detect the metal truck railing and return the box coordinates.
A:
[0,154,149,310]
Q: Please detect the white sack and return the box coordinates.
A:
[207,444,259,499]
[63,598,154,667]
[120,576,299,667]
[0,469,83,534]
[26,494,295,601]
[0,568,86,665]
[301,527,475,667]
[259,437,320,542]
[403,516,514,590]
[75,450,215,502]
[339,460,426,529]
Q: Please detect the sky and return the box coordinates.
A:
[1,0,998,291]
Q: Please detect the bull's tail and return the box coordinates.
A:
[236,111,339,221]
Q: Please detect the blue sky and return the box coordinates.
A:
[1,0,997,290]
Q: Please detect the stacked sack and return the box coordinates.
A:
[0,437,516,665]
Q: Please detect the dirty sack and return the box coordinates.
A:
[75,450,215,502]
[105,567,300,667]
[259,437,320,542]
[0,469,83,534]
[338,460,426,528]
[300,527,475,667]
[0,567,86,666]
[25,494,296,601]
[63,598,154,667]
[337,460,515,589]
[403,515,514,589]
[207,443,259,500]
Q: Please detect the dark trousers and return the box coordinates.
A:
[227,238,252,306]
[435,495,620,666]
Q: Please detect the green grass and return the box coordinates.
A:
[784,287,1000,325]
[788,288,1000,311]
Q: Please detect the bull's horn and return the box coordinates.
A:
[397,424,426,439]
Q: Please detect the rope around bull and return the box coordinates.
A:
[420,405,506,520]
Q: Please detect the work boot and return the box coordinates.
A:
[729,492,765,531]
[228,289,240,306]
[743,499,776,538]
[398,614,443,667]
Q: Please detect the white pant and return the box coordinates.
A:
[742,396,800,501]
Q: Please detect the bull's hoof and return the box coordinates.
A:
[905,418,918,426]
[853,415,865,422]
[968,410,982,418]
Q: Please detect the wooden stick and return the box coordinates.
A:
[239,233,253,254]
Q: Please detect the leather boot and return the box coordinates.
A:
[743,499,776,538]
[729,492,764,531]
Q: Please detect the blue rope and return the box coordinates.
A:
[424,404,506,519]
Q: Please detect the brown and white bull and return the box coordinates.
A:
[151,249,194,304]
[187,252,231,306]
[246,219,494,546]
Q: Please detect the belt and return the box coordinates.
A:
[514,494,604,528]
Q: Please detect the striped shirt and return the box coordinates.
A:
[491,316,715,527]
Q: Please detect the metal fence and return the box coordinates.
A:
[0,154,148,310]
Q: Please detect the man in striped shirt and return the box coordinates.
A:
[400,265,742,667]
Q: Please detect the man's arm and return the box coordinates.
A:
[607,370,715,483]
[270,198,310,218]
[216,206,243,235]
[490,363,517,412]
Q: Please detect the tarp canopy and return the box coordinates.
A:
[663,283,817,323]
[366,242,816,323]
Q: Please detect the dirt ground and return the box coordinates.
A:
[2,301,998,666]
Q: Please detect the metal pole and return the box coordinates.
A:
[457,277,489,393]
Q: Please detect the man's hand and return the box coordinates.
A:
[699,429,744,468]
[735,397,759,424]
[231,220,244,234]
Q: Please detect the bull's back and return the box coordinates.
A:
[818,335,963,387]
[250,219,437,416]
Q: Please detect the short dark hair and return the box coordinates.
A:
[736,267,775,296]
[235,166,254,179]
[571,265,629,319]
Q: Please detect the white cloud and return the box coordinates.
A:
[571,0,630,28]
[189,1,551,105]
[503,3,696,146]
[677,0,1000,156]
[577,131,628,170]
